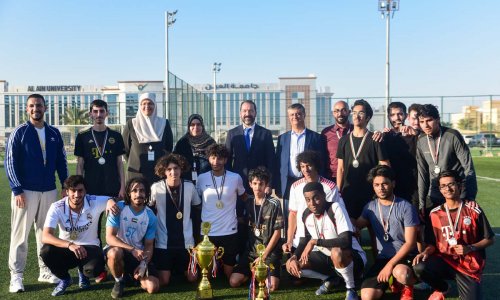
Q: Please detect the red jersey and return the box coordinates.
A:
[427,200,494,282]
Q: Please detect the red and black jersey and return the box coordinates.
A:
[426,200,494,282]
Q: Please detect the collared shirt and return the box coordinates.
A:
[321,123,353,179]
[289,129,306,177]
[242,123,256,145]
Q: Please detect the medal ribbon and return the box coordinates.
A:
[377,196,396,235]
[336,127,351,140]
[444,201,463,236]
[349,130,369,163]
[210,171,226,204]
[253,197,266,231]
[165,180,184,217]
[91,128,108,159]
[67,197,84,235]
[312,214,325,239]
[426,130,442,166]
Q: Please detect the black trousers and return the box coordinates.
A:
[40,244,105,280]
[413,255,482,299]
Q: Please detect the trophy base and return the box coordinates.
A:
[196,288,213,299]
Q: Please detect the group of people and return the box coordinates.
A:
[5,92,494,299]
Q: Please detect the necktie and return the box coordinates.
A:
[244,128,252,152]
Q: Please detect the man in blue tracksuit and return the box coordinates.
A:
[5,94,68,293]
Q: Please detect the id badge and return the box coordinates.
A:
[148,150,155,161]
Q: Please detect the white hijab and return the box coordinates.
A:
[132,93,166,144]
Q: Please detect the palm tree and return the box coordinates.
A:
[61,106,90,145]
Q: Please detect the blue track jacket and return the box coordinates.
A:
[4,121,68,196]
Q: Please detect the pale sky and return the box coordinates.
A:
[1,0,499,98]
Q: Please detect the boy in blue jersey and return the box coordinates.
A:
[106,177,159,299]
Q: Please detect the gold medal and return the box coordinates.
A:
[70,231,78,240]
[216,200,224,209]
[176,211,183,219]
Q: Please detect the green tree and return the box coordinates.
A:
[62,107,90,125]
[457,118,474,130]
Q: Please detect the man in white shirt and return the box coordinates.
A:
[196,144,247,278]
[40,175,118,297]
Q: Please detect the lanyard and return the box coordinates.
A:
[253,197,266,228]
[349,130,369,161]
[336,127,351,139]
[313,214,325,239]
[377,196,396,233]
[444,201,463,235]
[91,128,108,158]
[426,131,442,165]
[210,171,226,201]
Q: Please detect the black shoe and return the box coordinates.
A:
[111,281,124,299]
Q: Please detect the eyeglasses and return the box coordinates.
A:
[333,109,348,114]
[351,111,366,117]
[439,182,457,190]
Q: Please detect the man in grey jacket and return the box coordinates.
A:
[416,104,477,218]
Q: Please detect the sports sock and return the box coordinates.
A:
[335,261,355,289]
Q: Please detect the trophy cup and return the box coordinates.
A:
[189,222,224,299]
[250,244,274,300]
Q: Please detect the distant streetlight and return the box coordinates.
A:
[378,0,399,128]
[212,62,221,141]
[164,10,177,118]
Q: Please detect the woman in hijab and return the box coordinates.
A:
[123,92,173,185]
[173,114,215,181]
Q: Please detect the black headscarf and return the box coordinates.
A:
[185,114,215,159]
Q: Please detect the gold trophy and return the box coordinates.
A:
[251,244,274,300]
[189,222,224,299]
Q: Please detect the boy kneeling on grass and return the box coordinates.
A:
[229,167,284,291]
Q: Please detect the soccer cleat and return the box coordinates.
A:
[78,270,91,289]
[95,270,108,283]
[400,285,414,300]
[9,274,25,293]
[51,277,72,296]
[38,269,61,284]
[111,280,125,299]
[428,290,446,300]
[345,288,360,300]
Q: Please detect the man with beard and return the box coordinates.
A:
[336,99,390,219]
[5,94,68,293]
[40,175,119,296]
[322,101,384,183]
[416,104,477,220]
[225,100,275,255]
[74,99,126,283]
[382,102,419,207]
[407,104,422,132]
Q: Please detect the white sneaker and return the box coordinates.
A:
[38,270,61,284]
[9,274,24,293]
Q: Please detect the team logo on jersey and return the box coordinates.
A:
[463,216,472,226]
[50,137,55,142]
[108,137,115,144]
[87,213,92,220]
[132,218,138,223]
[89,139,94,143]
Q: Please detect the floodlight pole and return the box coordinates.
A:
[165,10,177,119]
[213,62,221,142]
[379,0,399,128]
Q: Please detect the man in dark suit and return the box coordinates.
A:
[225,100,275,255]
[225,100,275,193]
[274,103,326,229]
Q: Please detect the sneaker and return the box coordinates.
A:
[51,277,72,296]
[78,270,91,289]
[39,269,61,284]
[95,270,108,283]
[111,280,125,299]
[428,290,446,300]
[9,274,24,293]
[345,288,359,300]
[400,285,414,300]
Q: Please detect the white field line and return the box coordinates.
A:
[477,176,500,182]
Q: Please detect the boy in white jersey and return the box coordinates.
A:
[286,182,366,300]
[196,144,247,278]
[41,175,119,297]
[150,153,201,286]
[106,177,159,298]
